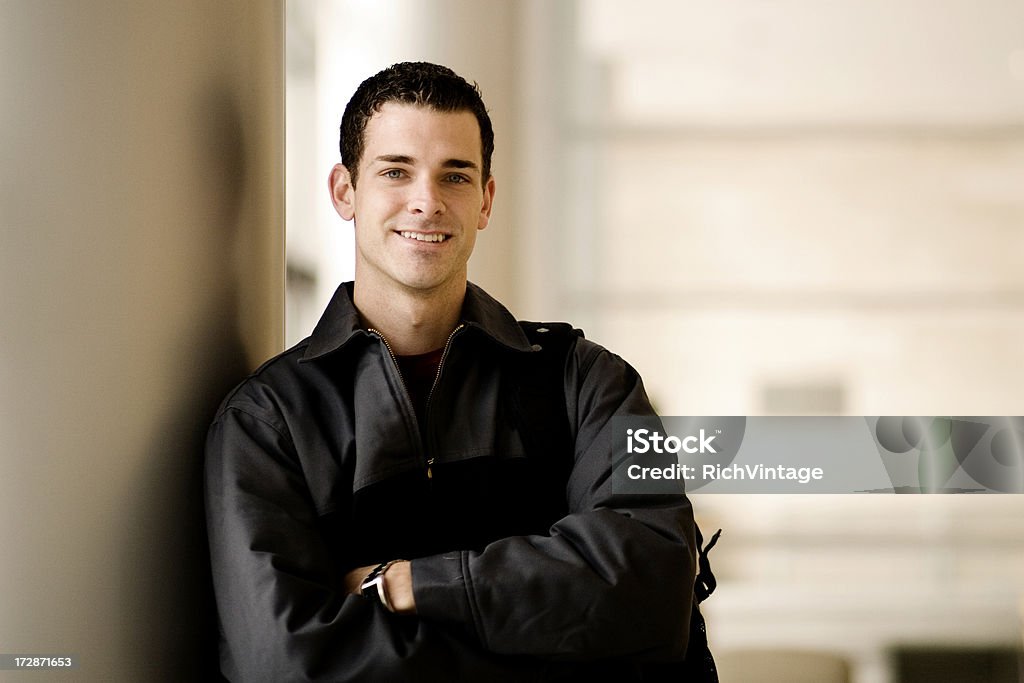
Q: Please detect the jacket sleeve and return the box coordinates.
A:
[411,339,697,660]
[205,400,537,682]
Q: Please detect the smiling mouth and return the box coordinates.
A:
[399,230,449,243]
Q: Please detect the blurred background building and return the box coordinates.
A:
[287,2,1024,682]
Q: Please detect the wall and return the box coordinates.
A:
[0,3,283,680]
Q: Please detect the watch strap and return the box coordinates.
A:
[360,559,403,611]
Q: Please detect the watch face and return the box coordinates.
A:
[360,562,387,596]
[360,560,394,610]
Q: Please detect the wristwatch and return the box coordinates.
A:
[360,559,402,611]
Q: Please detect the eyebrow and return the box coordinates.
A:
[373,154,480,172]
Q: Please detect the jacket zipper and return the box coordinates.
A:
[367,324,465,480]
[423,324,465,478]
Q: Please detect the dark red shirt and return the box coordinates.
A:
[396,348,444,430]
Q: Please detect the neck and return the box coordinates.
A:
[353,280,466,356]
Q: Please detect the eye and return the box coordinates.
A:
[382,169,404,180]
[445,173,470,184]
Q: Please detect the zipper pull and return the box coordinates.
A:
[426,457,435,479]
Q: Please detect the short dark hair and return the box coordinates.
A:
[339,62,494,187]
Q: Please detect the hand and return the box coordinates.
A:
[383,560,416,614]
[342,560,417,614]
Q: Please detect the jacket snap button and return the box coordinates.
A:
[531,344,543,351]
[536,327,549,333]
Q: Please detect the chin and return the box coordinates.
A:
[401,275,464,295]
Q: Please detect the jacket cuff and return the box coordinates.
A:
[411,552,480,638]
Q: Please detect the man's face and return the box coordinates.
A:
[330,102,495,299]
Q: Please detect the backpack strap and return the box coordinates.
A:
[510,322,580,470]
[695,525,723,604]
[498,322,581,529]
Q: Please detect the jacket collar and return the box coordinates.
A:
[301,281,533,362]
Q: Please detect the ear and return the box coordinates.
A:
[477,175,496,231]
[329,163,355,221]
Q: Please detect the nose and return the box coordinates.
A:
[406,178,445,216]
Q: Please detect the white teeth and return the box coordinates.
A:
[400,231,447,243]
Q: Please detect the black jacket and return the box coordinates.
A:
[205,282,697,681]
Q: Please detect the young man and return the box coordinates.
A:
[205,62,699,681]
